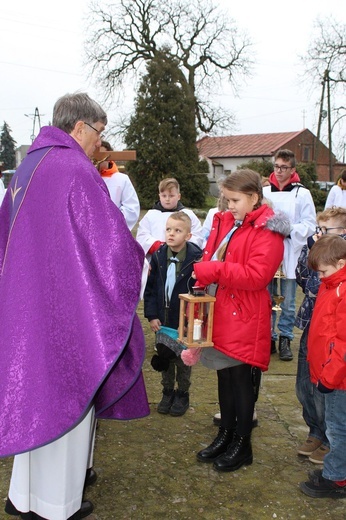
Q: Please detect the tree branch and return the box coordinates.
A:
[85,0,252,132]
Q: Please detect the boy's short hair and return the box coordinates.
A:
[100,140,112,151]
[317,206,346,228]
[159,178,180,193]
[274,149,296,168]
[308,235,346,271]
[167,211,191,232]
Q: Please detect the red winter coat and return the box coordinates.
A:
[307,265,346,390]
[194,205,287,371]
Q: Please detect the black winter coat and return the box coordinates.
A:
[144,242,202,329]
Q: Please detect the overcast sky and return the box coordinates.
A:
[1,0,345,159]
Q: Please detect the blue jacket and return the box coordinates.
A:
[144,242,202,329]
[295,242,320,330]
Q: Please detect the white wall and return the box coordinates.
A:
[208,155,273,178]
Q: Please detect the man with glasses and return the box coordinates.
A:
[0,93,149,519]
[263,149,316,361]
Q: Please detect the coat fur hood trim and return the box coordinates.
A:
[264,210,291,238]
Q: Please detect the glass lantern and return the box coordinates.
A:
[178,291,216,348]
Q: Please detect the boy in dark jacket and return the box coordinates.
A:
[144,211,202,416]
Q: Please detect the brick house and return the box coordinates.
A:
[197,129,345,185]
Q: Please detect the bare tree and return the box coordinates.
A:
[85,0,252,133]
[303,18,346,85]
[302,18,346,159]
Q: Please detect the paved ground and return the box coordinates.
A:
[2,300,346,520]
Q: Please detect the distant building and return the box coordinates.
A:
[16,145,30,166]
[0,146,30,188]
[1,170,16,188]
[197,129,346,186]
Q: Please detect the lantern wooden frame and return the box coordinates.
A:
[178,293,216,348]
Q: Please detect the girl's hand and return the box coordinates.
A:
[191,271,196,279]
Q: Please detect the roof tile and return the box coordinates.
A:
[196,131,304,158]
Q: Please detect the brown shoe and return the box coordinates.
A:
[309,445,330,464]
[297,436,322,456]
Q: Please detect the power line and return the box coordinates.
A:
[0,61,82,76]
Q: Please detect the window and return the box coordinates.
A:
[302,146,312,162]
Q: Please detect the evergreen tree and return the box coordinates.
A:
[125,51,209,208]
[87,0,251,134]
[0,122,17,170]
[296,161,327,212]
[237,159,274,177]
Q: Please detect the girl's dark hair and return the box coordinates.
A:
[221,169,263,210]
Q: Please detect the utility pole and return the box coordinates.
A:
[326,71,334,182]
[314,70,328,169]
[24,107,42,143]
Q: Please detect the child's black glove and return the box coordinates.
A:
[151,343,177,372]
[307,235,316,249]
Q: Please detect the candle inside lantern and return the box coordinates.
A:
[193,319,202,340]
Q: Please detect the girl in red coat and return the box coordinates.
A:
[193,169,290,472]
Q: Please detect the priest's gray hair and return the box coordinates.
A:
[52,92,107,134]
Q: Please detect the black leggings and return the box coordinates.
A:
[217,363,255,436]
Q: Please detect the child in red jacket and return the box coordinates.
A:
[300,234,346,499]
[191,169,290,472]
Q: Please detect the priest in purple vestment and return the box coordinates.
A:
[0,93,149,520]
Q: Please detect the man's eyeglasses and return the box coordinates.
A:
[315,226,345,235]
[84,121,104,138]
[274,164,292,172]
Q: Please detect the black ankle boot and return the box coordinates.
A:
[157,389,175,414]
[197,426,235,463]
[213,433,253,472]
[279,335,293,361]
[271,339,277,354]
[170,390,189,416]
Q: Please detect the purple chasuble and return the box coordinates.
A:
[0,126,149,457]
